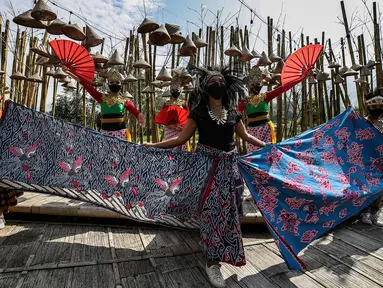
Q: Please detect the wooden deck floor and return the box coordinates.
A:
[9,191,264,224]
[1,217,383,288]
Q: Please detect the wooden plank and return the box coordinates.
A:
[21,268,71,288]
[221,261,277,288]
[111,228,146,259]
[151,254,198,274]
[271,270,325,288]
[311,235,364,260]
[0,272,20,288]
[311,263,382,288]
[241,230,273,246]
[161,267,211,288]
[121,272,160,288]
[0,223,17,245]
[342,255,383,285]
[1,223,45,269]
[69,264,115,288]
[118,260,154,278]
[175,230,200,252]
[70,226,111,263]
[31,224,77,266]
[139,228,191,256]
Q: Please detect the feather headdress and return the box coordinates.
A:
[187,65,247,110]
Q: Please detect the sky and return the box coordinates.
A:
[0,0,381,109]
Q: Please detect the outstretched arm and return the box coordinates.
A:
[144,119,197,148]
[124,100,145,126]
[235,120,267,147]
[65,70,103,103]
[265,79,302,103]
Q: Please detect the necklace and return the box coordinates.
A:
[208,106,228,125]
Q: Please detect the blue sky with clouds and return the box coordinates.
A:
[0,0,381,108]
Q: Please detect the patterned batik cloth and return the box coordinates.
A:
[164,126,189,151]
[238,107,383,270]
[0,101,245,266]
[100,129,128,141]
[196,143,245,266]
[246,121,276,153]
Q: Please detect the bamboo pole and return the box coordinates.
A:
[267,17,273,121]
[1,20,10,110]
[276,34,283,142]
[82,86,86,126]
[10,27,21,102]
[211,30,216,67]
[373,2,383,88]
[300,33,308,131]
[141,33,150,143]
[51,79,58,116]
[220,26,224,67]
[135,35,143,144]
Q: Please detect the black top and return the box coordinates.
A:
[188,104,241,152]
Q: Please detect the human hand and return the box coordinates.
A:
[142,142,154,147]
[138,113,145,126]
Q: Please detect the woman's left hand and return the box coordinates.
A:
[142,142,154,147]
[138,113,145,126]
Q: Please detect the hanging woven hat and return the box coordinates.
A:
[59,76,71,83]
[151,80,164,88]
[170,33,186,44]
[165,23,181,35]
[334,74,344,84]
[316,71,330,81]
[273,59,284,74]
[107,50,125,66]
[92,52,108,63]
[36,56,50,66]
[84,25,103,47]
[251,50,262,58]
[133,58,151,69]
[31,44,51,58]
[160,81,171,87]
[343,68,358,77]
[149,25,171,46]
[124,73,138,83]
[156,66,172,81]
[269,52,282,63]
[142,86,155,93]
[62,22,86,41]
[10,71,26,80]
[123,91,134,99]
[328,61,341,69]
[351,63,363,71]
[239,46,254,62]
[338,65,349,76]
[354,77,368,84]
[179,35,197,56]
[360,66,372,76]
[46,66,55,76]
[13,10,47,29]
[137,18,159,34]
[224,45,241,57]
[47,19,66,35]
[256,52,272,66]
[31,0,57,22]
[28,73,44,83]
[367,59,377,69]
[192,32,208,48]
[65,80,77,89]
[53,67,67,79]
[308,76,318,85]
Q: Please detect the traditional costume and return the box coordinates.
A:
[78,69,143,141]
[154,68,190,151]
[238,66,303,153]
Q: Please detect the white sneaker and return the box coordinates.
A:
[0,214,5,230]
[205,264,226,288]
[371,212,383,227]
[360,213,373,225]
[245,194,253,202]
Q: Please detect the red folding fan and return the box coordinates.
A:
[155,106,189,127]
[282,44,324,85]
[49,40,95,83]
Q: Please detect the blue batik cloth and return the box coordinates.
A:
[238,107,383,269]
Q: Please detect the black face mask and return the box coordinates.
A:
[109,84,121,93]
[368,109,383,117]
[171,91,180,98]
[207,82,226,100]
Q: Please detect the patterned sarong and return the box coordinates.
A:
[239,107,383,269]
[246,121,276,153]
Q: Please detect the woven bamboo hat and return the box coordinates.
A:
[31,0,57,22]
[13,10,47,29]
